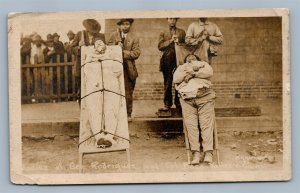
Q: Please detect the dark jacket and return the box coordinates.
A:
[73,30,106,46]
[54,41,65,55]
[107,30,141,81]
[21,43,31,64]
[158,27,186,71]
[43,47,57,63]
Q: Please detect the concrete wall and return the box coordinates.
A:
[105,17,282,100]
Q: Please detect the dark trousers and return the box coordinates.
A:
[123,68,136,117]
[162,67,180,108]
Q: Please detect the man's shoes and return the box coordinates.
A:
[191,151,200,165]
[97,138,112,148]
[127,115,132,122]
[203,151,213,164]
[159,106,171,111]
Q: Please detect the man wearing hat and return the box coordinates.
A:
[43,34,56,63]
[52,33,65,62]
[73,19,106,47]
[30,34,44,64]
[158,18,186,114]
[185,17,223,63]
[107,18,141,119]
[21,35,32,64]
[64,30,76,61]
[73,19,106,102]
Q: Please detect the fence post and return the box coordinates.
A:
[33,54,39,102]
[49,58,54,100]
[41,55,46,102]
[57,54,61,102]
[64,53,68,100]
[72,54,76,101]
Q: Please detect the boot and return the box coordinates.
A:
[191,151,200,165]
[203,150,213,164]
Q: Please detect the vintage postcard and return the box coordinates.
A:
[8,8,291,184]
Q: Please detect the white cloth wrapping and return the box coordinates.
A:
[79,46,129,153]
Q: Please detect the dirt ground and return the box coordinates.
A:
[22,127,283,174]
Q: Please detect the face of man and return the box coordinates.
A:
[53,36,59,43]
[33,40,42,47]
[199,17,208,23]
[167,18,177,27]
[94,40,106,54]
[186,55,198,63]
[46,41,54,47]
[67,34,75,41]
[120,21,131,33]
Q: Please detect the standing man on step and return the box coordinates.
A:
[158,18,186,115]
[108,18,141,120]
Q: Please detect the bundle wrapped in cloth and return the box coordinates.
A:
[79,42,130,153]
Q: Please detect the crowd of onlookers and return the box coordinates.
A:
[20,30,79,100]
[20,30,77,64]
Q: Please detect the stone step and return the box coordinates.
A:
[22,115,282,138]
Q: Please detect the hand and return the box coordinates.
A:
[184,73,194,83]
[197,36,205,43]
[170,35,177,43]
[192,63,205,72]
[192,65,201,72]
[48,50,55,55]
[118,42,123,48]
[79,41,85,47]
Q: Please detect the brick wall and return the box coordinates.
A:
[105,17,282,100]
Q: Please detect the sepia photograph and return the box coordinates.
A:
[8,8,291,184]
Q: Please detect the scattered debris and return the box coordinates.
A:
[266,139,278,145]
[257,156,264,162]
[230,144,237,150]
[247,150,260,157]
[266,155,276,164]
[233,131,241,136]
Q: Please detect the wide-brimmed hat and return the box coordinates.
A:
[53,33,60,38]
[22,35,31,42]
[46,34,54,42]
[67,30,75,36]
[31,34,42,42]
[83,19,101,33]
[117,18,134,25]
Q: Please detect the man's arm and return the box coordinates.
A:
[208,24,223,44]
[107,32,118,46]
[158,32,172,51]
[173,65,189,84]
[185,23,199,45]
[178,29,186,45]
[72,31,81,47]
[123,37,141,60]
[194,62,213,79]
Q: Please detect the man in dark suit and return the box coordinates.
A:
[107,18,141,119]
[43,34,56,63]
[158,18,186,112]
[64,30,76,61]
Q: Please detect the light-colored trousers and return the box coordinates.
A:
[180,89,216,152]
